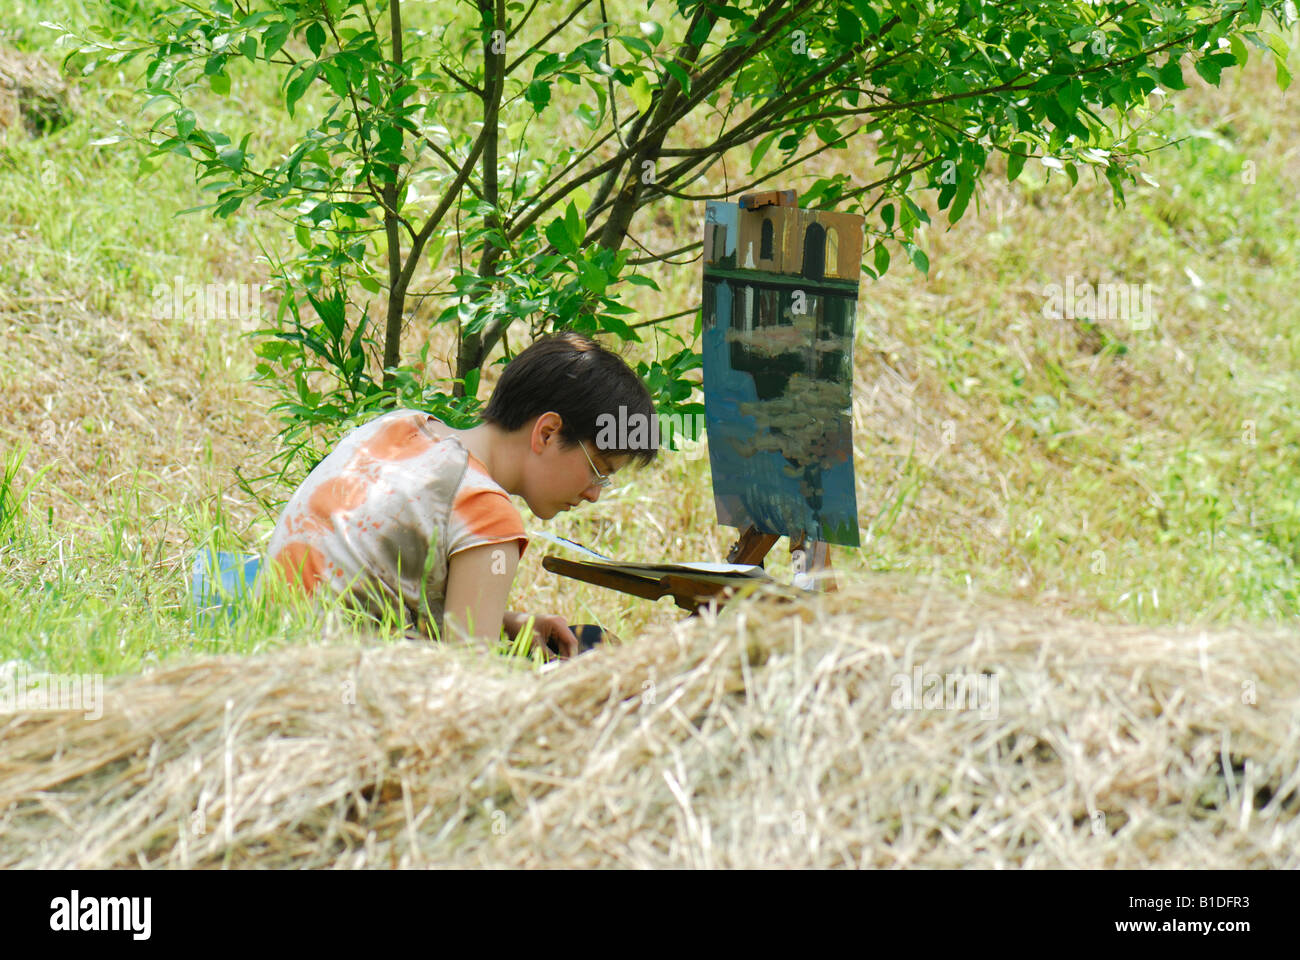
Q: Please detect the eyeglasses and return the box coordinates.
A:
[577,440,612,488]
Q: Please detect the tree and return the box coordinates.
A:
[57,0,1296,476]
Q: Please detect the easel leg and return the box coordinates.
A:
[726,526,780,565]
[790,535,837,592]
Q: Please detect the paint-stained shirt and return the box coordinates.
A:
[255,409,528,637]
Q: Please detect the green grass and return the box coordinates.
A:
[0,2,1296,680]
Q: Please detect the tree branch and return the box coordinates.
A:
[456,0,509,387]
[504,0,595,75]
[381,0,408,386]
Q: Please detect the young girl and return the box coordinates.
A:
[256,333,658,657]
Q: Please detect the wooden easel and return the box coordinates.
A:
[542,187,839,616]
[726,526,836,595]
[722,188,838,603]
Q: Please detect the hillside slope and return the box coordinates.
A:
[0,4,1294,671]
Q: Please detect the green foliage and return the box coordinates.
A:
[50,0,1298,481]
[0,447,55,546]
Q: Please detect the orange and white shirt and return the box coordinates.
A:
[256,409,529,637]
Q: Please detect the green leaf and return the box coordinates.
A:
[835,7,862,45]
[852,0,880,35]
[217,144,244,172]
[629,74,653,114]
[1277,55,1292,92]
[659,58,691,97]
[209,73,231,96]
[525,80,551,112]
[596,312,638,341]
[873,240,890,275]
[321,61,349,97]
[565,200,583,246]
[687,16,711,47]
[908,245,929,275]
[285,63,319,116]
[532,52,561,80]
[749,130,779,174]
[1007,150,1026,182]
[902,196,930,226]
[263,20,291,59]
[545,217,577,255]
[617,35,653,57]
[1194,56,1222,86]
[640,21,663,46]
[577,260,607,295]
[308,290,347,341]
[575,102,601,130]
[948,177,975,223]
[813,120,842,146]
[1230,34,1249,67]
[214,194,243,217]
[1008,30,1031,61]
[295,222,311,248]
[306,22,326,57]
[378,125,402,153]
[1158,58,1186,90]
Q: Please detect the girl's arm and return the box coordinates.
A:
[443,541,521,645]
[443,542,580,656]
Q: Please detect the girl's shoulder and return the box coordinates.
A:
[335,409,463,464]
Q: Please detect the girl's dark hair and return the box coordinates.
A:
[480,332,658,465]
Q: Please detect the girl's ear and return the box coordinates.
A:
[530,411,563,453]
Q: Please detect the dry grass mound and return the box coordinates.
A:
[1,577,1297,868]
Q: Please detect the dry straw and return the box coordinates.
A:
[1,574,1297,868]
[0,48,77,136]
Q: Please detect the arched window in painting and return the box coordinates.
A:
[802,222,826,281]
[760,218,774,261]
[711,224,728,264]
[757,288,780,327]
[824,226,840,278]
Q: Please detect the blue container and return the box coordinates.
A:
[191,549,262,625]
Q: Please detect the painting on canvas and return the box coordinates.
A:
[701,199,864,546]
